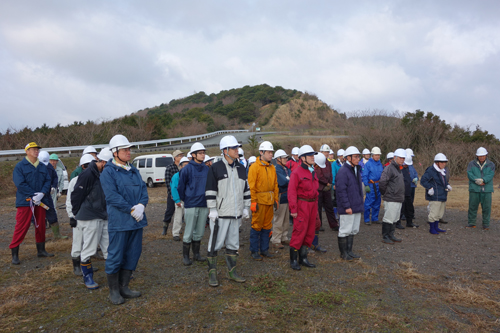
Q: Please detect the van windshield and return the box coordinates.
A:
[156,157,173,167]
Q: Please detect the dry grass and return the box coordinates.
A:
[396,261,430,281]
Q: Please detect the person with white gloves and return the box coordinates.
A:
[204,135,251,286]
[100,135,148,305]
[467,147,495,229]
[170,157,190,241]
[420,153,450,235]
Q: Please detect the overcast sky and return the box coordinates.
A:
[1,1,499,138]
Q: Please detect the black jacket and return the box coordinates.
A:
[71,161,108,220]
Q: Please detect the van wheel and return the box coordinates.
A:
[147,178,154,188]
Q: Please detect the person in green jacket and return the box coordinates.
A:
[467,147,495,229]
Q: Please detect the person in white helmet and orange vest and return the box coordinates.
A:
[286,147,301,171]
[317,144,339,231]
[467,147,495,229]
[248,141,279,260]
[362,147,384,225]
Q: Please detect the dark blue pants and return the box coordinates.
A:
[105,228,143,274]
[250,228,271,253]
[45,196,58,224]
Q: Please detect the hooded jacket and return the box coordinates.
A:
[379,160,405,203]
[178,160,209,208]
[13,157,52,208]
[248,156,279,206]
[467,158,495,193]
[420,164,449,202]
[335,161,364,214]
[71,160,108,221]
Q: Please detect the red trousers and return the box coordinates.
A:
[290,200,317,249]
[10,206,46,248]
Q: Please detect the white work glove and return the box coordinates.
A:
[286,176,290,180]
[427,188,434,196]
[243,208,249,219]
[209,208,218,221]
[475,178,484,185]
[412,178,418,185]
[176,202,183,208]
[131,204,145,221]
[50,187,56,195]
[33,192,44,204]
[447,185,452,191]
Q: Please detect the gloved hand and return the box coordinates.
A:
[365,185,371,193]
[447,185,452,191]
[70,218,77,228]
[243,208,249,219]
[412,178,418,184]
[33,192,44,204]
[208,208,218,221]
[428,188,434,196]
[176,202,183,208]
[250,202,259,213]
[51,187,56,195]
[475,178,484,185]
[131,204,145,220]
[57,192,62,199]
[286,176,290,180]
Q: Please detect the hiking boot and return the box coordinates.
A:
[483,225,490,230]
[272,243,284,249]
[439,219,448,224]
[173,236,181,241]
[466,224,476,229]
[251,252,262,261]
[260,250,275,259]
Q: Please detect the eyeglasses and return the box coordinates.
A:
[351,155,361,159]
[228,146,239,150]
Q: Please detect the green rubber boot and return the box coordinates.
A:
[51,223,68,239]
[226,250,246,283]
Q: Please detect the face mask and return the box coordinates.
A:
[308,166,314,172]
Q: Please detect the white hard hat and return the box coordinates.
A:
[109,135,133,152]
[39,151,50,165]
[83,146,98,155]
[204,155,215,163]
[190,142,206,154]
[434,153,448,162]
[314,153,327,168]
[362,148,370,155]
[238,147,244,156]
[180,157,190,164]
[344,146,361,156]
[248,156,257,164]
[80,154,95,166]
[405,155,413,166]
[219,135,241,150]
[476,147,488,156]
[371,147,382,155]
[259,141,274,151]
[406,148,415,157]
[97,147,113,162]
[298,145,317,157]
[394,148,407,158]
[387,152,394,159]
[329,149,334,154]
[337,149,345,156]
[320,144,331,152]
[274,149,288,159]
[291,147,299,155]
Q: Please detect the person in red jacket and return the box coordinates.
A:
[286,147,300,171]
[288,145,318,270]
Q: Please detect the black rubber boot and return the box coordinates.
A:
[226,250,245,283]
[389,224,402,243]
[298,246,316,268]
[183,242,193,266]
[406,218,419,228]
[36,242,54,257]
[162,222,169,236]
[395,220,405,229]
[289,247,301,270]
[107,273,125,305]
[119,270,141,298]
[382,223,394,244]
[346,235,360,260]
[11,246,20,265]
[207,254,219,287]
[192,241,206,262]
[72,257,82,276]
[337,237,353,261]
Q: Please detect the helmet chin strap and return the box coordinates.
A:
[224,149,237,163]
[302,156,313,167]
[193,152,204,163]
[115,148,128,165]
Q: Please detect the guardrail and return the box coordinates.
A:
[0,129,249,156]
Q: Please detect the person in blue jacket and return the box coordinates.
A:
[271,149,291,249]
[178,142,209,266]
[10,142,55,265]
[100,134,149,305]
[362,147,384,225]
[332,148,345,219]
[170,157,190,241]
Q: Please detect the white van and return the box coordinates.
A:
[132,154,174,187]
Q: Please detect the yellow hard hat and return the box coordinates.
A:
[25,142,42,151]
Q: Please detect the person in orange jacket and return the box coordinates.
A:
[248,141,279,260]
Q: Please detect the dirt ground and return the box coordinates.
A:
[1,185,500,332]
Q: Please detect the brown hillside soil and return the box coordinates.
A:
[1,185,500,331]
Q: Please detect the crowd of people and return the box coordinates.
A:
[9,135,495,304]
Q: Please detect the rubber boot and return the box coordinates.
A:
[183,242,193,266]
[289,247,301,270]
[389,224,402,243]
[298,246,316,268]
[382,223,394,244]
[107,273,125,305]
[72,257,82,276]
[395,220,405,230]
[434,221,447,233]
[338,237,353,261]
[36,242,54,257]
[346,235,360,260]
[207,255,219,287]
[406,218,419,228]
[162,222,169,236]
[119,270,141,298]
[429,222,439,235]
[81,260,99,289]
[226,250,246,283]
[11,246,20,265]
[51,223,68,239]
[192,240,206,262]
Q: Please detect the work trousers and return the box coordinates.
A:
[468,192,492,227]
[45,195,58,224]
[251,204,274,231]
[382,202,402,224]
[317,190,338,229]
[364,183,381,222]
[105,228,143,274]
[71,224,83,258]
[10,206,46,248]
[290,200,317,249]
[271,203,289,244]
[338,213,361,237]
[401,195,415,221]
[183,207,208,243]
[172,203,184,237]
[428,201,446,222]
[79,219,109,262]
[163,193,175,223]
[208,218,240,253]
